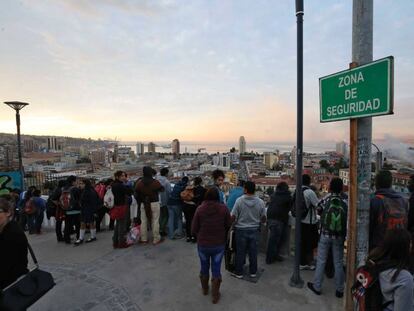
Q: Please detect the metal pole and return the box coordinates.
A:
[344,1,373,309]
[15,110,25,190]
[289,0,304,288]
[353,0,373,268]
[345,107,358,310]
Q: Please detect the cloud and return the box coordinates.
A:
[56,0,176,18]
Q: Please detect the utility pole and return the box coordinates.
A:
[289,0,304,288]
[345,1,373,309]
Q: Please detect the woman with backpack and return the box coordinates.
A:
[75,178,99,245]
[370,229,413,311]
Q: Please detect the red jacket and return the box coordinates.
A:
[192,201,231,247]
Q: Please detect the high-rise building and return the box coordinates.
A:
[148,142,156,153]
[291,146,297,167]
[263,152,278,169]
[172,139,180,155]
[47,137,58,151]
[23,139,35,153]
[90,150,106,164]
[239,136,246,154]
[336,141,348,157]
[136,142,145,155]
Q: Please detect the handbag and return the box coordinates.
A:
[1,243,55,311]
[224,226,236,272]
[109,205,127,220]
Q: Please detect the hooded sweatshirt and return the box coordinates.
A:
[156,175,171,207]
[231,194,266,229]
[267,189,292,224]
[192,200,231,247]
[379,268,414,311]
[369,188,409,250]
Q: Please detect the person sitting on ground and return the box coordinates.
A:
[369,170,409,251]
[266,181,292,264]
[231,181,266,279]
[75,179,100,245]
[307,177,348,298]
[192,187,231,304]
[0,197,28,290]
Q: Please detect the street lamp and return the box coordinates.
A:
[4,101,29,190]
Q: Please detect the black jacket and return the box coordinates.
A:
[0,221,28,289]
[267,190,292,224]
[111,180,128,206]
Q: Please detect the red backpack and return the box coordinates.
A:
[95,184,106,201]
[59,189,71,211]
[376,194,408,231]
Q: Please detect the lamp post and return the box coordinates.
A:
[4,101,29,190]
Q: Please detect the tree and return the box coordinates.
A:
[319,159,330,169]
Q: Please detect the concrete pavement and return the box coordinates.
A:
[27,229,343,311]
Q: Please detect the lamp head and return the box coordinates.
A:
[4,101,29,111]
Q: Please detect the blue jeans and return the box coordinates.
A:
[313,234,345,292]
[266,219,287,263]
[167,204,183,239]
[235,228,259,275]
[197,245,225,278]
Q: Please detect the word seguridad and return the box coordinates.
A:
[327,98,381,117]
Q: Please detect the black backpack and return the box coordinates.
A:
[351,259,395,311]
[291,186,310,220]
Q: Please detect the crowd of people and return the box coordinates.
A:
[1,168,414,309]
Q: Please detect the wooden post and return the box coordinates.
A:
[345,62,359,311]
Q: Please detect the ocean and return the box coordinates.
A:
[120,141,336,154]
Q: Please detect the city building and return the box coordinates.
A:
[148,142,156,153]
[339,169,350,186]
[172,139,180,155]
[136,142,145,155]
[47,137,58,152]
[336,141,348,158]
[263,152,278,169]
[239,136,246,154]
[90,150,106,164]
[291,146,297,167]
[23,139,35,153]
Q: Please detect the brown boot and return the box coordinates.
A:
[211,277,222,304]
[199,274,209,295]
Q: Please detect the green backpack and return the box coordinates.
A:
[321,195,347,236]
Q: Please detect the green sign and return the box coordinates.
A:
[319,56,394,122]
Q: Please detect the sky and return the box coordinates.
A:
[0,0,413,144]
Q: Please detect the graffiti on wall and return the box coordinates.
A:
[0,171,22,195]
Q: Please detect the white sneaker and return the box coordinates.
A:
[299,265,310,270]
[231,272,243,279]
[250,274,257,278]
